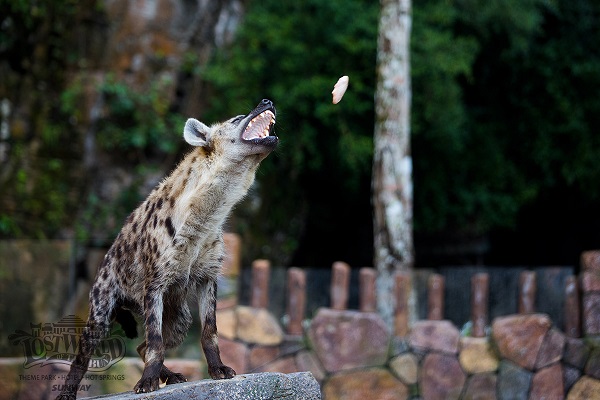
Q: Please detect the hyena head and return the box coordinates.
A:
[184,99,278,162]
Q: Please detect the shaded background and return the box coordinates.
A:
[1,0,600,272]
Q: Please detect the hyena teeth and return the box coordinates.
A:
[243,109,275,140]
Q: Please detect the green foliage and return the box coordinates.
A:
[0,0,94,238]
[205,0,600,263]
[0,70,183,240]
[0,0,79,75]
[0,113,83,239]
[455,0,548,55]
[413,0,600,242]
[412,0,480,233]
[96,75,184,156]
[70,75,185,245]
[204,0,378,263]
[2,0,599,266]
[74,168,152,245]
[511,1,600,198]
[411,0,548,236]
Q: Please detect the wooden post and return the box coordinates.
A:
[222,233,241,277]
[359,267,377,312]
[331,262,351,310]
[286,268,306,336]
[251,259,270,308]
[581,251,600,336]
[427,274,444,320]
[394,271,410,336]
[518,271,536,314]
[471,273,489,338]
[564,275,580,338]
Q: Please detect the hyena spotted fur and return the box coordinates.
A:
[56,99,278,399]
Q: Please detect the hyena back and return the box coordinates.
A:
[56,99,278,399]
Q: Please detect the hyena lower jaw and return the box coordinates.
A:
[56,99,278,399]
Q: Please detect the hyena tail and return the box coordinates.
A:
[115,308,138,339]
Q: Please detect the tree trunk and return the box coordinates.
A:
[372,0,414,327]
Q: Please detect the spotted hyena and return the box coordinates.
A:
[56,99,278,399]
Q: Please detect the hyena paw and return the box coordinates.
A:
[208,364,236,380]
[134,375,161,393]
[164,371,187,385]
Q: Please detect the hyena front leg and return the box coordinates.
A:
[199,280,235,379]
[135,292,190,386]
[136,341,187,385]
[134,287,166,393]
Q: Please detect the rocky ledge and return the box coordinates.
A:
[82,372,321,400]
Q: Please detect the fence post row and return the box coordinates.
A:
[248,260,585,338]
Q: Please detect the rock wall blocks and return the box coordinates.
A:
[408,320,460,354]
[566,376,600,400]
[463,373,497,400]
[530,363,564,400]
[459,336,499,374]
[492,314,551,370]
[496,360,532,400]
[420,352,466,400]
[536,328,566,369]
[236,306,284,346]
[308,308,389,373]
[389,353,418,385]
[323,368,409,400]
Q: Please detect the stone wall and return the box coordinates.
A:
[208,251,600,400]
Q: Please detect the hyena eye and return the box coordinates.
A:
[231,115,245,125]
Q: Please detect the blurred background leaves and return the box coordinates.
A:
[1,0,599,268]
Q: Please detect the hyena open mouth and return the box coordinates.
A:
[241,102,277,146]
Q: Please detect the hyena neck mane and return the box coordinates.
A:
[164,147,260,225]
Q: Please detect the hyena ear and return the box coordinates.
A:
[184,118,212,147]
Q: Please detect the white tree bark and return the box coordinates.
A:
[373,0,414,327]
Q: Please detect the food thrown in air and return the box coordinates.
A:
[332,76,349,104]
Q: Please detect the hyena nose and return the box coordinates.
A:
[260,99,273,107]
